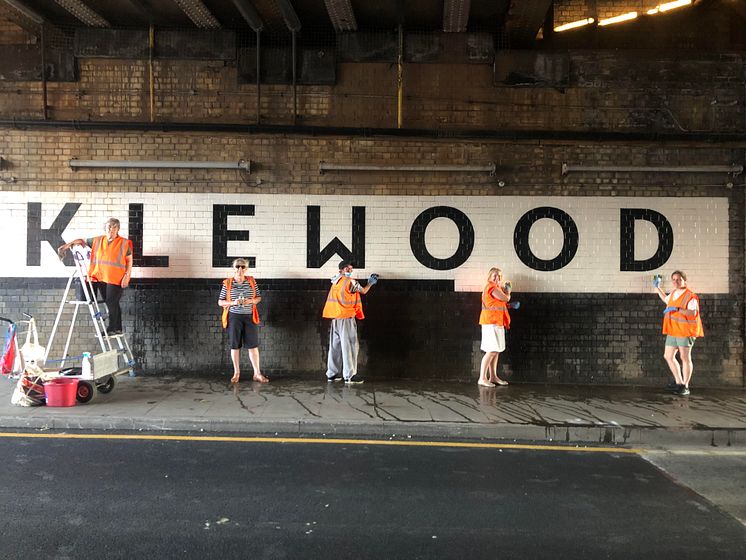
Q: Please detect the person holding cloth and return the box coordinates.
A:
[654,270,704,396]
[478,267,511,387]
[219,258,268,384]
[58,218,133,336]
[322,260,378,384]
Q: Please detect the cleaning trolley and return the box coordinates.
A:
[2,246,136,406]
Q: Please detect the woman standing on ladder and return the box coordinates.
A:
[58,217,133,336]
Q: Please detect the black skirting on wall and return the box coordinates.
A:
[0,277,739,387]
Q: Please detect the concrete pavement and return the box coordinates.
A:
[1,374,744,447]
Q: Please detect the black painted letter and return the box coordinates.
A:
[620,209,673,271]
[213,205,256,268]
[410,206,474,270]
[307,206,366,268]
[129,204,169,267]
[27,202,80,266]
[513,207,579,271]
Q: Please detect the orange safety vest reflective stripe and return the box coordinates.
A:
[89,236,131,285]
[662,288,704,338]
[479,282,510,329]
[221,276,260,328]
[322,277,364,320]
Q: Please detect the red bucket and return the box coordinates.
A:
[45,378,79,407]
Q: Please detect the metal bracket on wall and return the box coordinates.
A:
[68,159,251,172]
[561,163,744,177]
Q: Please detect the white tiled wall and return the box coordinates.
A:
[0,192,729,293]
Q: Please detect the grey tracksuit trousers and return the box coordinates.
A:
[326,317,359,380]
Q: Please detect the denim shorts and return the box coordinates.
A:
[665,335,696,348]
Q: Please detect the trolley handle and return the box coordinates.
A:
[0,316,14,326]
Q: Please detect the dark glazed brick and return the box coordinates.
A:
[0,278,739,387]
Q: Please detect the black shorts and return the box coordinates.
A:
[228,313,259,350]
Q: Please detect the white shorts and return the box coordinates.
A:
[481,324,506,353]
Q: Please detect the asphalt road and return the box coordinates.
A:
[1,434,744,560]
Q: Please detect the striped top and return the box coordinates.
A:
[219,278,260,315]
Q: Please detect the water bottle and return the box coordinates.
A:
[81,352,92,379]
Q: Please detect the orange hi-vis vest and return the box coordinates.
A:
[89,235,131,285]
[221,276,260,328]
[322,276,364,320]
[479,282,510,329]
[662,288,704,338]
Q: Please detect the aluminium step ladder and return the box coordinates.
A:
[44,247,135,374]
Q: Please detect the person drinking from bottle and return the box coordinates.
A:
[653,270,704,396]
[478,267,511,388]
[219,258,268,384]
[322,260,378,385]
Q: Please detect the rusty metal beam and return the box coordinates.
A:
[274,0,301,31]
[54,0,110,27]
[172,0,221,29]
[723,0,746,20]
[232,0,264,31]
[0,0,43,35]
[323,0,356,32]
[505,0,552,47]
[443,0,470,32]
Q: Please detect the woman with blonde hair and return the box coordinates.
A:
[478,267,511,387]
[218,258,268,384]
[653,270,703,396]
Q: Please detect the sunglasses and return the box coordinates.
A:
[235,265,246,269]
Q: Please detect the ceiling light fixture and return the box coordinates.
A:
[648,0,692,15]
[598,11,637,26]
[553,18,595,32]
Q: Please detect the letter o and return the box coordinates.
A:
[410,206,474,270]
[513,207,579,271]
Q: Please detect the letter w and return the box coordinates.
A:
[306,206,365,268]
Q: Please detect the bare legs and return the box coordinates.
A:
[248,347,268,383]
[230,347,269,384]
[678,346,693,388]
[230,349,241,383]
[478,351,508,387]
[663,345,693,387]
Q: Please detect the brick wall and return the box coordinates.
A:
[0,130,743,387]
[2,53,740,131]
[0,11,743,387]
[1,47,743,133]
[0,19,36,45]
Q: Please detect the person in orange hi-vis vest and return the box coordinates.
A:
[322,259,378,384]
[653,270,704,396]
[58,217,133,336]
[478,267,512,388]
[218,258,268,384]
